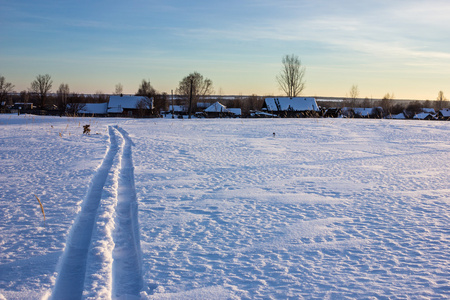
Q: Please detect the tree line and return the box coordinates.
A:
[0,72,265,116]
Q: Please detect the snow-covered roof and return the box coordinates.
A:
[169,105,186,112]
[79,103,108,115]
[353,108,374,117]
[204,102,229,113]
[422,108,436,114]
[439,108,450,117]
[413,112,436,120]
[251,111,279,118]
[228,108,241,116]
[386,112,406,119]
[263,97,319,112]
[108,95,152,113]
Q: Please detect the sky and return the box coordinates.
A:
[1,0,450,100]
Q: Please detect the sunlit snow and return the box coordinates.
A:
[0,114,449,299]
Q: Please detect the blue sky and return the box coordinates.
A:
[1,0,449,99]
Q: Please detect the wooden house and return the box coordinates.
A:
[261,97,320,117]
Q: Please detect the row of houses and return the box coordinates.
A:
[75,95,244,118]
[398,108,450,120]
[345,107,450,120]
[163,97,320,118]
[78,96,450,120]
[14,95,450,120]
[320,106,450,120]
[73,95,153,117]
[165,102,242,118]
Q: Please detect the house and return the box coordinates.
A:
[250,111,279,118]
[10,103,33,111]
[227,108,242,117]
[262,97,320,117]
[353,108,372,118]
[203,101,240,118]
[422,108,436,114]
[167,105,187,115]
[353,107,384,118]
[437,108,450,120]
[323,108,341,118]
[78,103,108,116]
[385,112,406,119]
[413,112,436,120]
[107,95,153,117]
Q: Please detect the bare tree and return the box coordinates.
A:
[437,90,447,109]
[362,97,372,108]
[277,54,306,97]
[114,83,123,95]
[136,79,156,97]
[379,93,394,116]
[0,75,15,109]
[153,92,168,114]
[135,98,153,117]
[19,90,30,105]
[95,90,108,103]
[176,72,214,116]
[240,94,263,115]
[57,83,70,112]
[66,102,86,115]
[30,74,53,108]
[348,84,359,107]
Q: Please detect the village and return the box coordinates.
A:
[6,94,450,121]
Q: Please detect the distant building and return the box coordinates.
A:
[413,112,436,120]
[10,103,33,110]
[323,108,341,118]
[353,107,383,118]
[437,108,450,120]
[227,108,242,117]
[385,112,406,119]
[422,108,436,114]
[203,101,241,118]
[107,95,153,117]
[78,103,108,116]
[340,107,383,118]
[168,105,187,115]
[262,97,320,117]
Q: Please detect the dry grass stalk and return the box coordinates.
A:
[34,194,46,221]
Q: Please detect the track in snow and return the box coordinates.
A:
[111,127,143,298]
[51,126,142,299]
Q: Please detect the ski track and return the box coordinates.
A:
[51,125,142,299]
[111,127,143,299]
[1,117,449,299]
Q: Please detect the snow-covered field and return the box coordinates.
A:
[0,114,449,299]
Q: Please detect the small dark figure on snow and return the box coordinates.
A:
[273,132,276,137]
[83,125,91,135]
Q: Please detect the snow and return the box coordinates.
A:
[386,112,406,119]
[204,102,241,116]
[79,103,108,115]
[168,105,186,113]
[440,108,450,118]
[422,108,436,114]
[108,96,151,113]
[353,107,374,117]
[204,102,228,113]
[1,114,449,299]
[413,112,436,120]
[227,108,241,116]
